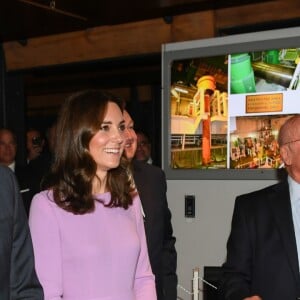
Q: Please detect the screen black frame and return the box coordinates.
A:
[161,26,300,180]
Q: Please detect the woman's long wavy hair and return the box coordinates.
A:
[43,89,135,214]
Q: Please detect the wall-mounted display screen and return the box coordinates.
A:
[162,27,300,179]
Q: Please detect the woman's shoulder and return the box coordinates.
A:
[31,189,56,210]
[33,189,53,199]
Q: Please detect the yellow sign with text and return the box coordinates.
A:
[246,93,283,113]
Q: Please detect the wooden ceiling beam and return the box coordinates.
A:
[3,10,215,71]
[215,0,300,29]
[3,0,300,71]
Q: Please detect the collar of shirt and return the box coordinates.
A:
[288,176,300,206]
[8,161,16,172]
[288,175,300,272]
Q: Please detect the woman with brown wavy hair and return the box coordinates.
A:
[29,89,156,300]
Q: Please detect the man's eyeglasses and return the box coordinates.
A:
[137,141,149,147]
[282,138,300,146]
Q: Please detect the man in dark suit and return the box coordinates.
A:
[0,165,43,299]
[123,110,178,300]
[219,115,300,300]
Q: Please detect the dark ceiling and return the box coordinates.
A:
[1,0,277,97]
[1,0,272,43]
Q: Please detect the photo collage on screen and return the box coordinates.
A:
[170,48,300,169]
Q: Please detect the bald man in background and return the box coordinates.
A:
[219,115,300,300]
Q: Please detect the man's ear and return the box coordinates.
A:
[280,146,291,166]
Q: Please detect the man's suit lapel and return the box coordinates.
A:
[268,180,300,289]
[132,160,145,194]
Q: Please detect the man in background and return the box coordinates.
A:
[26,128,45,163]
[0,165,43,299]
[0,128,18,171]
[123,110,178,300]
[134,129,153,164]
[0,127,47,216]
[0,128,30,195]
[22,128,52,215]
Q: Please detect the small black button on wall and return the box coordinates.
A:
[185,195,195,218]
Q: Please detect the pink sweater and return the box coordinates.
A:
[29,190,156,300]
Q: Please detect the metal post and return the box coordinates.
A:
[193,267,199,300]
